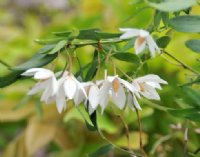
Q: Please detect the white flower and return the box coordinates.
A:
[119,28,160,57]
[98,75,137,113]
[21,68,58,104]
[78,82,101,115]
[132,74,167,100]
[127,92,142,111]
[55,71,87,113]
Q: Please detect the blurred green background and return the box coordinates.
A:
[0,0,200,157]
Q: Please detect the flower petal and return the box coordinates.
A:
[34,70,54,80]
[74,89,86,106]
[64,76,77,99]
[99,80,111,113]
[119,28,140,39]
[111,84,126,109]
[146,36,160,57]
[56,87,66,113]
[27,82,46,95]
[134,37,147,54]
[89,85,100,109]
[21,68,45,76]
[140,83,160,100]
[132,94,142,110]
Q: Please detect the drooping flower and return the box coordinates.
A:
[132,74,168,100]
[21,68,58,104]
[79,82,101,115]
[55,71,87,113]
[119,28,160,57]
[98,75,137,113]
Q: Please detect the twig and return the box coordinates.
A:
[161,50,200,75]
[0,60,11,68]
[116,114,131,151]
[135,107,147,157]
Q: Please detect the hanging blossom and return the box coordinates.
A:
[21,68,58,104]
[55,71,87,113]
[98,75,139,113]
[22,68,167,115]
[132,74,168,100]
[119,28,160,57]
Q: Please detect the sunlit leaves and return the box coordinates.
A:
[169,15,200,32]
[185,39,200,53]
[148,0,197,12]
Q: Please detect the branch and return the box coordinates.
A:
[161,50,200,75]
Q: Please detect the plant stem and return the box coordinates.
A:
[117,114,131,151]
[162,50,200,75]
[135,107,147,157]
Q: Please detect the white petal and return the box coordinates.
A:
[21,68,45,76]
[64,76,77,99]
[74,89,86,106]
[88,104,96,115]
[99,80,111,113]
[27,82,46,95]
[34,70,54,80]
[134,37,147,54]
[56,87,66,113]
[111,84,126,109]
[146,82,162,89]
[119,78,137,93]
[140,83,160,100]
[119,28,140,39]
[89,85,100,109]
[139,29,149,37]
[127,93,135,111]
[146,36,160,57]
[135,74,167,84]
[132,94,142,110]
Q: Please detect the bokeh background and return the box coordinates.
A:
[0,0,200,157]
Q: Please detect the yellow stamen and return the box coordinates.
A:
[137,36,145,47]
[112,78,120,93]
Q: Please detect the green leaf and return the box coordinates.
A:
[169,15,200,33]
[156,36,171,48]
[0,71,22,88]
[85,50,98,81]
[49,40,68,54]
[168,108,198,118]
[154,11,162,27]
[185,39,200,53]
[169,108,200,122]
[113,52,140,64]
[88,144,113,157]
[0,46,57,88]
[35,37,67,45]
[186,112,200,122]
[52,31,71,37]
[76,28,100,40]
[148,0,196,12]
[96,32,122,39]
[121,39,135,51]
[182,87,200,107]
[161,12,169,26]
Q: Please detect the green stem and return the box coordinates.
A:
[162,50,200,75]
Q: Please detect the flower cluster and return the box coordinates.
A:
[22,68,167,114]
